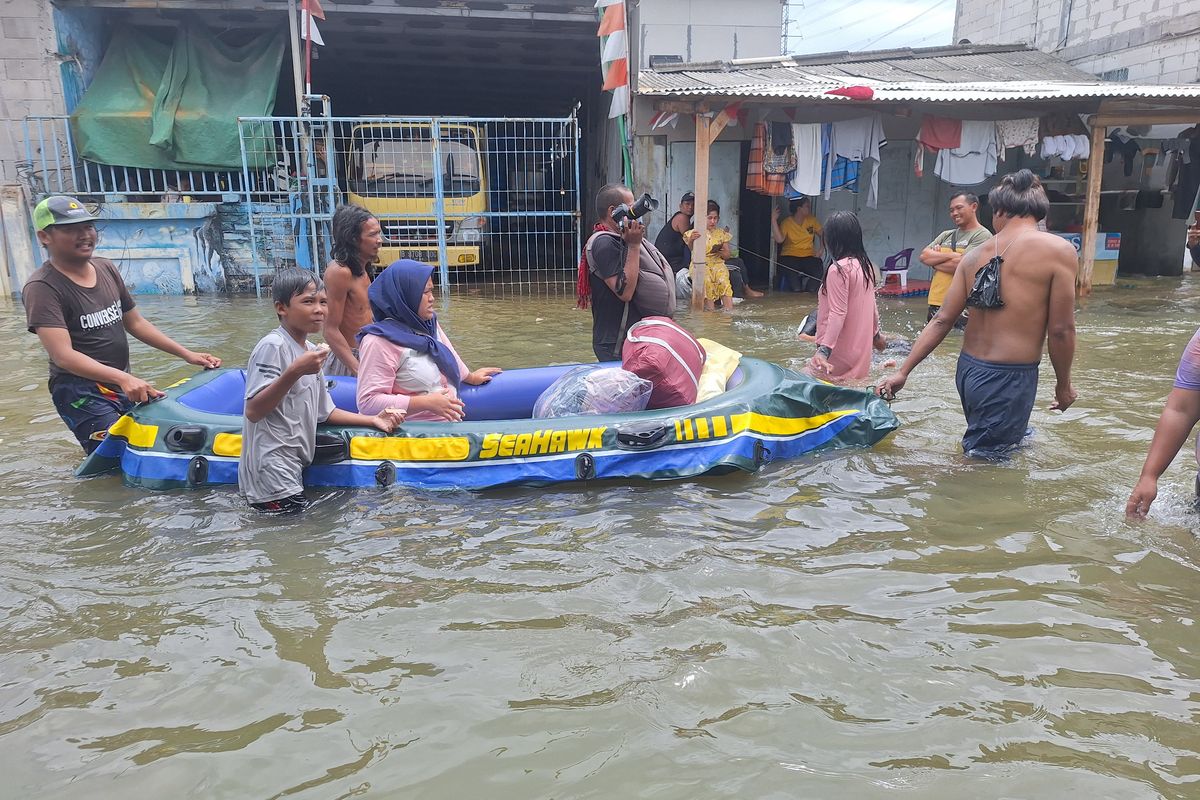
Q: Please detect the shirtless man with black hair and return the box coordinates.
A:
[322,204,382,376]
[877,170,1079,457]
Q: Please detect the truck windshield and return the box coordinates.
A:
[349,128,481,198]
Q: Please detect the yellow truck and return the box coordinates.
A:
[345,121,487,268]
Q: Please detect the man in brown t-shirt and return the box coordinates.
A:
[23,196,221,453]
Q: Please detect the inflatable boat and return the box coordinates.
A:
[77,358,898,490]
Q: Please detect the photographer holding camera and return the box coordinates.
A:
[577,183,675,361]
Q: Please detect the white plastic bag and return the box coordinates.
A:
[533,366,653,419]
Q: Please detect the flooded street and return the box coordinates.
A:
[1,281,1198,799]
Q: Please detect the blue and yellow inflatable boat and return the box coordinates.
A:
[77,358,898,490]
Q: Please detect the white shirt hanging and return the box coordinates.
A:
[789,123,823,197]
[934,120,998,186]
[825,114,887,207]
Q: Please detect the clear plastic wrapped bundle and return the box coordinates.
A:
[532,366,653,419]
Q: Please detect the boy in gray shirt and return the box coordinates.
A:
[240,269,404,512]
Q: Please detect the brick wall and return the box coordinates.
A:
[0,0,66,184]
[955,0,1200,85]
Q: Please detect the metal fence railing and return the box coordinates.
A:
[237,111,581,297]
[8,110,582,299]
[11,116,264,202]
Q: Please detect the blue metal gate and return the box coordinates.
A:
[237,107,581,298]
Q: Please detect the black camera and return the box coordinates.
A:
[611,193,659,227]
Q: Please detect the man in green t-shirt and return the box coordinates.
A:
[920,192,992,326]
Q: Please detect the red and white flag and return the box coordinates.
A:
[596,0,628,118]
[301,0,324,46]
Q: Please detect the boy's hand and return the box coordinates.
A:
[373,407,406,433]
[118,374,165,403]
[464,367,502,386]
[291,347,329,376]
[184,350,222,369]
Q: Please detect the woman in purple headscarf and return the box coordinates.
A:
[356,260,501,421]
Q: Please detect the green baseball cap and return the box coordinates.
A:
[34,195,100,231]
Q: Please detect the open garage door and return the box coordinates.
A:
[66,2,603,119]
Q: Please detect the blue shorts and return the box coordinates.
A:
[49,375,133,453]
[955,352,1038,457]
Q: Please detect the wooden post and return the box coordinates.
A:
[691,114,711,310]
[1079,121,1106,295]
[286,0,305,117]
[768,216,777,292]
[689,105,734,310]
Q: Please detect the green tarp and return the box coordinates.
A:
[70,26,285,171]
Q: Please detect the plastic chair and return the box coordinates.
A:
[881,248,913,289]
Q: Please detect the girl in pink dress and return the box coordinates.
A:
[356,259,501,421]
[807,212,885,384]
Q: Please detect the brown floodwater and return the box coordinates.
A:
[1,280,1198,799]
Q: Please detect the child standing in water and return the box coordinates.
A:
[702,200,734,312]
[240,268,404,513]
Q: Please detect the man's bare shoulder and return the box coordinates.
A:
[323,259,349,279]
[1029,230,1078,256]
[959,241,992,271]
[323,260,367,287]
[1026,232,1080,274]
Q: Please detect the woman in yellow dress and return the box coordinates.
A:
[701,200,733,312]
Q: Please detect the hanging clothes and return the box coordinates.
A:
[746,122,788,196]
[763,122,797,175]
[996,118,1039,160]
[934,120,997,186]
[914,116,961,177]
[746,122,767,194]
[824,156,860,193]
[1073,134,1090,159]
[1105,129,1141,177]
[1058,135,1078,161]
[1172,132,1200,219]
[789,124,857,198]
[788,123,823,197]
[824,123,859,192]
[826,114,887,207]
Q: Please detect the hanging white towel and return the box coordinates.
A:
[789,123,823,196]
[1058,135,1077,161]
[1073,134,1090,159]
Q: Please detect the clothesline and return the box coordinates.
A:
[742,109,1115,204]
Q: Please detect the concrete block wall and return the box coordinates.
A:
[955,0,1200,85]
[0,0,66,185]
[635,0,782,68]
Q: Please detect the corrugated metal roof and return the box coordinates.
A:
[637,45,1200,103]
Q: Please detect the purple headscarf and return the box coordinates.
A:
[357,259,460,388]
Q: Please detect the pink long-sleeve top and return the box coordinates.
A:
[815,256,879,382]
[355,325,469,420]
